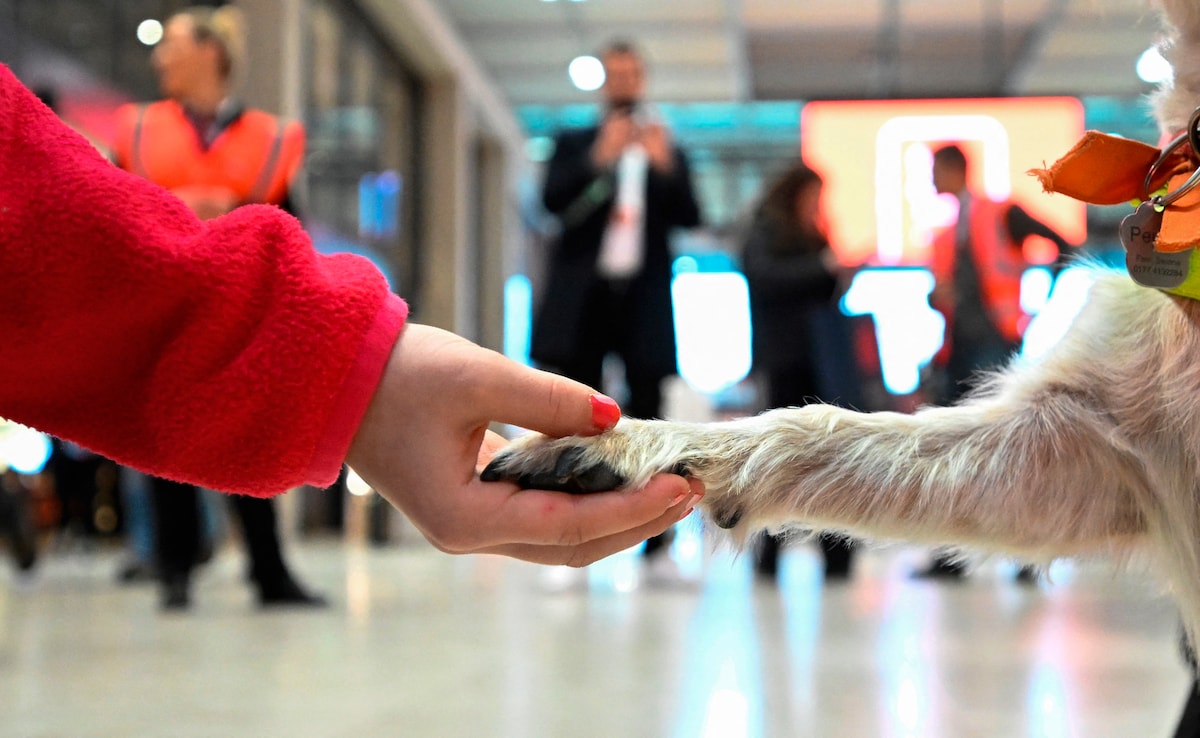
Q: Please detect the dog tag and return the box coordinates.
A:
[1120,201,1162,252]
[1122,202,1192,289]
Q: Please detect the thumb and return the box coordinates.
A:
[480,355,621,438]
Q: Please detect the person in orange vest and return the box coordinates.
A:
[913,143,1072,582]
[113,9,303,219]
[112,6,320,610]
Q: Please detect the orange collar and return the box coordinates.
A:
[1031,130,1200,251]
[1033,130,1200,298]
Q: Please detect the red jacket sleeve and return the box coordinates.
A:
[0,64,408,496]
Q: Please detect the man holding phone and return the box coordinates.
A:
[532,40,702,566]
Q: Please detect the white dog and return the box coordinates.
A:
[484,0,1200,650]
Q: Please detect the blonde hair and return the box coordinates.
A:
[174,5,246,81]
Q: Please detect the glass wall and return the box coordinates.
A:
[302,0,424,304]
[4,1,426,305]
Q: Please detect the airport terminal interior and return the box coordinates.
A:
[1,0,1197,735]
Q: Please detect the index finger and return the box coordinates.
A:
[476,353,621,437]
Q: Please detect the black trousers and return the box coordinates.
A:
[551,279,669,555]
[763,362,857,571]
[553,279,666,421]
[150,478,288,587]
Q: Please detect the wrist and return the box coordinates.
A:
[331,296,409,480]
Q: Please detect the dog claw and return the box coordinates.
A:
[479,459,506,483]
[480,447,627,494]
[712,507,742,529]
[553,447,587,480]
[556,448,627,492]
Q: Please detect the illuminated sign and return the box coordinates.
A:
[802,98,1086,266]
[803,98,1087,393]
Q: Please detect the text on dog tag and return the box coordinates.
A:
[1121,202,1192,289]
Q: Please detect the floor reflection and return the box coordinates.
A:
[0,539,1188,737]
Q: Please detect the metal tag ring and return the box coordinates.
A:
[1143,105,1200,208]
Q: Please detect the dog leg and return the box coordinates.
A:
[486,392,1149,559]
[486,274,1191,561]
[485,273,1200,647]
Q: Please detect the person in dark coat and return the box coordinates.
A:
[742,161,861,581]
[532,40,701,563]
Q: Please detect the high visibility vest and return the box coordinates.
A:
[930,197,1028,352]
[113,100,304,207]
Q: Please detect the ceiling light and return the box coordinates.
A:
[1137,46,1172,84]
[137,19,163,46]
[569,55,604,91]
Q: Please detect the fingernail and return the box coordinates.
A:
[671,492,701,507]
[589,394,621,430]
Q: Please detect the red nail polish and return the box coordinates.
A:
[590,394,621,429]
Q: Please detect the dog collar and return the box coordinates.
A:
[1033,129,1200,300]
[1164,249,1200,301]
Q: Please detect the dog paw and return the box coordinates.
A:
[480,443,628,494]
[481,419,694,495]
[480,414,791,535]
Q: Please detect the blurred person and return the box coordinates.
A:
[112,6,322,610]
[47,439,107,542]
[1,64,702,578]
[913,143,1072,582]
[532,40,701,568]
[0,467,38,575]
[31,84,145,574]
[741,161,861,582]
[114,468,157,583]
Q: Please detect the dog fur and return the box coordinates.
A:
[485,0,1200,649]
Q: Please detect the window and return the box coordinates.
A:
[302,0,423,301]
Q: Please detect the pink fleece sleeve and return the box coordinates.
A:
[0,64,407,496]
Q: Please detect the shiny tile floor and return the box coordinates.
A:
[0,524,1191,738]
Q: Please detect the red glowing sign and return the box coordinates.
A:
[801,98,1087,266]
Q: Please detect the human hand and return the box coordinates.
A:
[640,122,675,173]
[591,112,638,169]
[345,324,704,566]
